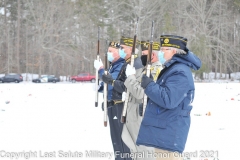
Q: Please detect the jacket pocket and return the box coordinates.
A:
[142,116,167,129]
[141,116,175,147]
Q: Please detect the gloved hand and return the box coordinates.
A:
[94,59,103,70]
[122,92,126,101]
[126,64,136,77]
[141,74,153,89]
[102,74,114,85]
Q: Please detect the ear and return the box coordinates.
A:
[151,51,155,57]
[172,48,177,54]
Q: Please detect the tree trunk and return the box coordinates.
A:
[16,0,21,74]
[4,0,9,74]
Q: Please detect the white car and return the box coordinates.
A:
[32,76,60,83]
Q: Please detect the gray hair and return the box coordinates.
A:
[124,46,139,54]
[168,47,187,54]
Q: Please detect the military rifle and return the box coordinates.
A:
[142,21,154,116]
[95,27,100,107]
[121,18,139,123]
[103,40,108,127]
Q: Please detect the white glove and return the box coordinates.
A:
[94,59,103,70]
[122,92,126,101]
[126,64,136,77]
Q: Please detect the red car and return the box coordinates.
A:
[70,73,96,83]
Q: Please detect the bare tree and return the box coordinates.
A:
[0,0,240,79]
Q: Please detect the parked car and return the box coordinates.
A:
[32,75,60,83]
[70,73,96,83]
[0,74,23,83]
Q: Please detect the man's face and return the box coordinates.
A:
[142,50,158,63]
[160,47,176,61]
[120,45,132,59]
[151,51,158,63]
[108,47,120,62]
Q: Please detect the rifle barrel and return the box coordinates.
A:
[103,40,108,127]
[121,18,139,123]
[142,21,154,116]
[95,27,100,107]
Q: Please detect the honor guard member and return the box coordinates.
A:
[140,41,162,81]
[137,41,163,116]
[136,35,202,160]
[119,41,165,160]
[101,36,143,160]
[94,42,127,160]
[102,39,132,160]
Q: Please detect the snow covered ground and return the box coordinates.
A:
[0,81,240,160]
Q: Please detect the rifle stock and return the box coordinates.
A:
[142,21,154,116]
[121,18,139,123]
[103,40,108,127]
[95,27,100,107]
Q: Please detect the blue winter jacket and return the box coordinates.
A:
[98,58,125,100]
[136,51,201,153]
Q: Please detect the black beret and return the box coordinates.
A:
[120,37,140,48]
[160,35,187,50]
[141,41,160,51]
[109,41,120,49]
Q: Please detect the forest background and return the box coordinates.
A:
[0,0,240,81]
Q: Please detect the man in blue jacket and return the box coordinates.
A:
[94,41,130,160]
[136,35,202,160]
[95,42,125,101]
[101,37,143,160]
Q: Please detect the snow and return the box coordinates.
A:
[0,81,240,160]
[185,83,240,160]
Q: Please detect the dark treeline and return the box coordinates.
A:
[0,0,240,80]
